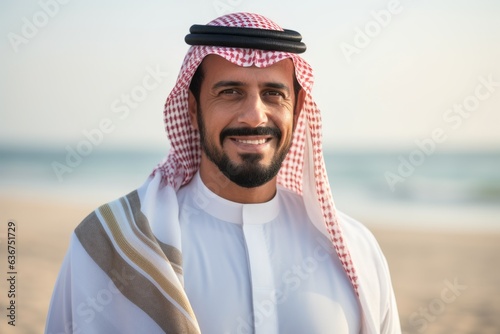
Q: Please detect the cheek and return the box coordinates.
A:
[277,111,296,133]
[200,111,227,144]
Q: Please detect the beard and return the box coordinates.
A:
[196,106,292,188]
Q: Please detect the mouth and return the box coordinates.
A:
[230,137,272,145]
[220,127,281,145]
[220,127,281,155]
[225,136,274,155]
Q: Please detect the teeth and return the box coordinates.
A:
[236,139,267,145]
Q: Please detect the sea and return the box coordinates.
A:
[1,147,499,232]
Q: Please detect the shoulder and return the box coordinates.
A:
[75,192,130,230]
[276,188,384,260]
[74,189,141,250]
[338,212,382,251]
[337,212,401,331]
[336,211,392,289]
[337,211,390,273]
[338,211,396,307]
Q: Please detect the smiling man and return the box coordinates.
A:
[190,55,303,200]
[46,12,401,334]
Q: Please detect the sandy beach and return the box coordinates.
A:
[0,195,499,334]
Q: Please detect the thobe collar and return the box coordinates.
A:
[189,172,280,225]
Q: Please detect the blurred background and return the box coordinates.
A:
[1,0,499,333]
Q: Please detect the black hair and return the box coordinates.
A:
[189,64,205,103]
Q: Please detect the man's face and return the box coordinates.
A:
[188,55,303,188]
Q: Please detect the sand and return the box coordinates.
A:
[0,195,499,334]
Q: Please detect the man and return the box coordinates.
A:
[46,12,401,334]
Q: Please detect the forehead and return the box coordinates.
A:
[200,54,295,83]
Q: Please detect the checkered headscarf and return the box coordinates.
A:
[153,12,358,295]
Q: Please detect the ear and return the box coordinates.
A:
[293,88,306,128]
[187,90,199,130]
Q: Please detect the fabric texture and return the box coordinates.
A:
[45,173,401,334]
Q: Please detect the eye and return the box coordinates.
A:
[263,90,286,98]
[220,89,240,96]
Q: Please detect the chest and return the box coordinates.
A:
[180,213,360,334]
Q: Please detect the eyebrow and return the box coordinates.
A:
[212,81,245,90]
[264,82,290,94]
[212,80,290,94]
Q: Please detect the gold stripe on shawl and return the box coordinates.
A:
[75,211,200,333]
[98,203,196,323]
[124,191,184,275]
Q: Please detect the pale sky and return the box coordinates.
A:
[1,0,499,152]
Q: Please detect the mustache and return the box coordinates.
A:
[220,127,282,143]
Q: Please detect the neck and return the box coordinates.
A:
[198,163,277,204]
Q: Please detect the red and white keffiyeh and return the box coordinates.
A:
[153,12,359,296]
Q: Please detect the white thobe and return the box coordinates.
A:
[176,173,361,334]
[46,171,401,333]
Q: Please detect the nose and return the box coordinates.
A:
[237,93,268,127]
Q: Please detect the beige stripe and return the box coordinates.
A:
[157,240,184,275]
[125,191,152,237]
[125,191,184,273]
[75,211,200,333]
[98,203,197,323]
[119,197,165,258]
